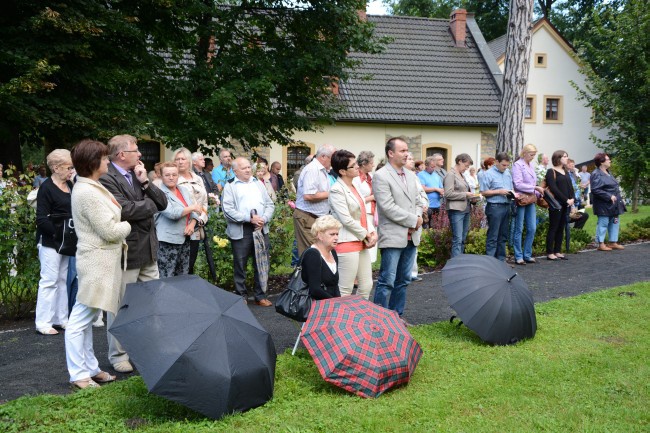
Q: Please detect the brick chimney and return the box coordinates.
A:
[450,8,467,48]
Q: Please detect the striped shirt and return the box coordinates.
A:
[295,158,331,216]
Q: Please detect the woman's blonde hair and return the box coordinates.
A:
[311,215,342,236]
[520,143,538,158]
[46,149,72,171]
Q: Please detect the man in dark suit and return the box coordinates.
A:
[100,134,168,373]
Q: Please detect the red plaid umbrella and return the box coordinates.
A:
[301,296,423,398]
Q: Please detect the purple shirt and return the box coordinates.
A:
[512,159,539,196]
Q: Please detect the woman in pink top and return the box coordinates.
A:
[328,150,377,299]
[512,144,546,265]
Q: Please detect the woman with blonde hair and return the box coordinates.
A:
[301,215,342,300]
[35,149,75,335]
[173,148,211,277]
[512,144,546,265]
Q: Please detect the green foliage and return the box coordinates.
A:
[0,1,385,162]
[463,227,486,255]
[0,167,40,319]
[572,0,650,211]
[619,217,650,243]
[1,283,648,431]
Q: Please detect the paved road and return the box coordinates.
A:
[1,242,648,403]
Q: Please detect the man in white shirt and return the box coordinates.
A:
[222,157,275,306]
[293,144,336,255]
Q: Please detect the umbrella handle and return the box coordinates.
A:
[507,273,518,282]
[450,315,464,328]
[119,304,129,310]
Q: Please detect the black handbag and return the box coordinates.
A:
[49,213,77,256]
[275,250,322,322]
[543,189,562,211]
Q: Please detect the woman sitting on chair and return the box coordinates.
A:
[301,215,342,300]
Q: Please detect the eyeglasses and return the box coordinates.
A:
[58,165,74,171]
[122,149,139,154]
[347,165,358,170]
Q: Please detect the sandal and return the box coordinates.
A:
[36,328,59,335]
[92,371,116,383]
[71,378,100,390]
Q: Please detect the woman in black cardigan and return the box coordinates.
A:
[301,215,342,300]
[545,150,575,261]
[35,149,75,335]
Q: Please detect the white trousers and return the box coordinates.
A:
[35,245,69,331]
[65,301,100,382]
[106,261,159,365]
[411,250,419,278]
[337,248,373,299]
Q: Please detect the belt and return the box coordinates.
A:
[487,202,510,206]
[295,208,320,219]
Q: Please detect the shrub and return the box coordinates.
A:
[0,167,40,319]
[619,217,650,242]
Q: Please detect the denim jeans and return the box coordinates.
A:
[485,203,511,261]
[513,203,537,261]
[374,242,417,316]
[596,215,620,243]
[448,210,470,258]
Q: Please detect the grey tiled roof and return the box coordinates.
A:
[487,34,507,61]
[337,15,502,125]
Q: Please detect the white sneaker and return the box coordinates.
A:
[112,361,134,373]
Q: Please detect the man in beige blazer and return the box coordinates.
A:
[372,138,424,318]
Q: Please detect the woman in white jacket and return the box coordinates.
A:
[65,140,131,389]
[328,150,377,299]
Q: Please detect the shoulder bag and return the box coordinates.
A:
[49,213,77,256]
[275,250,321,322]
[516,193,537,207]
[543,170,562,211]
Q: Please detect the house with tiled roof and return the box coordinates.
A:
[488,18,607,165]
[265,10,504,178]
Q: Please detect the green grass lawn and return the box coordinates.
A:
[2,283,648,433]
[580,204,649,238]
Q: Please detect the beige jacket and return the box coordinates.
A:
[374,163,424,248]
[177,171,208,240]
[329,178,370,244]
[444,168,471,212]
[72,177,131,314]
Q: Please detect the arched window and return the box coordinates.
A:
[286,145,312,180]
[424,145,451,171]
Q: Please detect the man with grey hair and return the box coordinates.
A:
[211,148,234,192]
[292,154,314,192]
[100,134,167,373]
[293,144,336,254]
[418,155,445,228]
[191,151,218,281]
[432,153,446,177]
[222,157,275,306]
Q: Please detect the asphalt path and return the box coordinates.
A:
[1,242,648,403]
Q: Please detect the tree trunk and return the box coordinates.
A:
[496,0,534,158]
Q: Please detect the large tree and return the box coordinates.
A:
[384,0,510,41]
[572,0,649,211]
[495,0,535,157]
[0,1,383,167]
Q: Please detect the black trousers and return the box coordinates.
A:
[546,206,568,254]
[230,225,269,301]
[188,234,217,281]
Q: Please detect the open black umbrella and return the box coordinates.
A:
[109,275,276,419]
[442,254,536,345]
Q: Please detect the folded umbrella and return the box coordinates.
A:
[442,254,536,345]
[301,296,422,398]
[252,229,269,293]
[109,275,276,419]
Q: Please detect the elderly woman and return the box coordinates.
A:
[591,153,626,251]
[444,153,477,258]
[256,163,277,202]
[512,144,546,265]
[65,140,131,389]
[301,215,342,300]
[173,148,210,275]
[155,162,203,277]
[329,150,377,299]
[35,149,75,335]
[352,150,377,263]
[545,150,574,260]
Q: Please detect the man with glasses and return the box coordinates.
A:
[293,143,336,255]
[100,134,167,374]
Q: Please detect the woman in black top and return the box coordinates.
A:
[35,149,75,335]
[545,150,575,260]
[301,215,342,300]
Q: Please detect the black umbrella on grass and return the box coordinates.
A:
[109,275,276,419]
[442,254,536,345]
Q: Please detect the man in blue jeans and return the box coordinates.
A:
[373,138,424,321]
[480,152,514,261]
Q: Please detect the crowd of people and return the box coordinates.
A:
[25,133,627,389]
